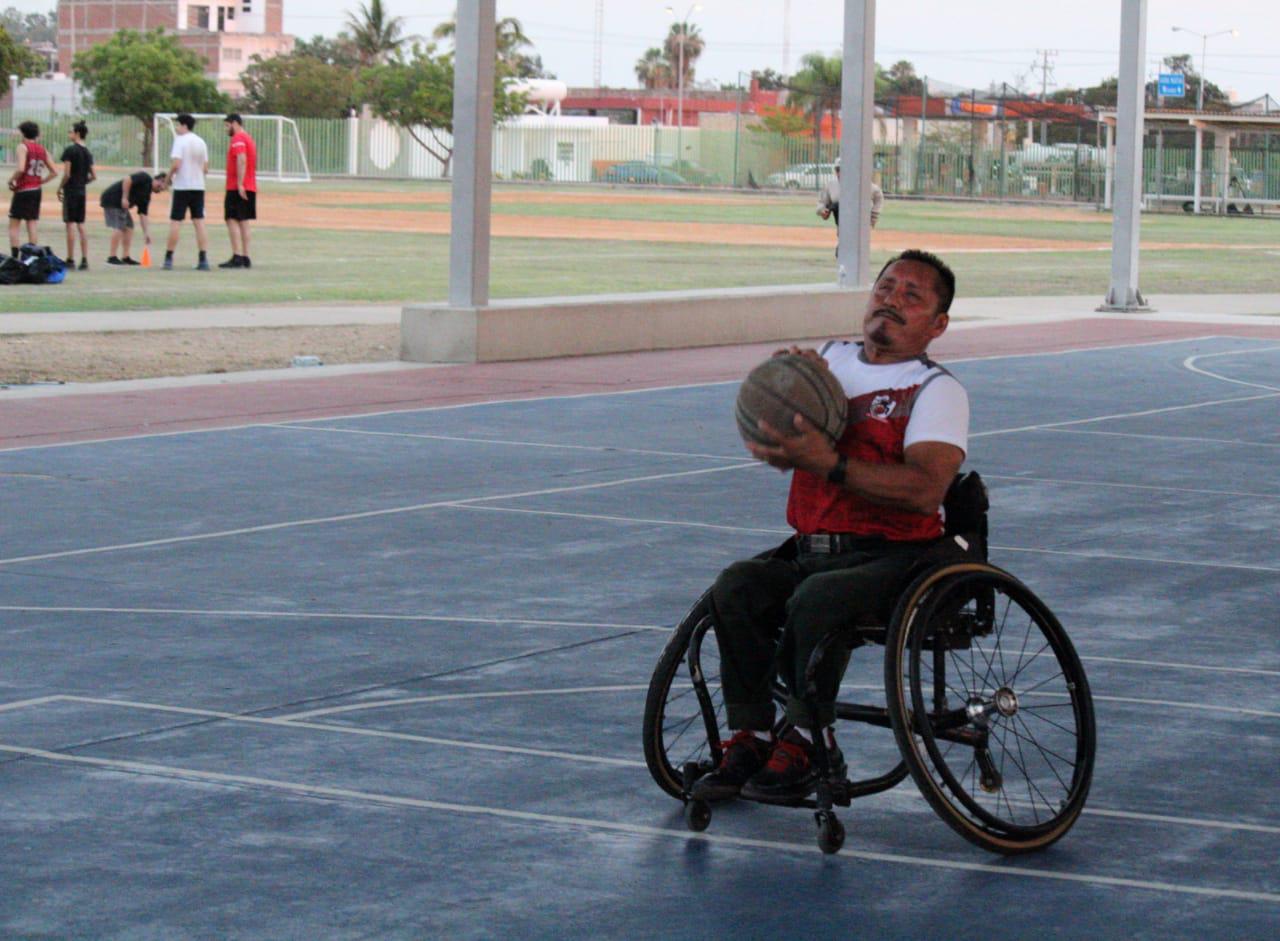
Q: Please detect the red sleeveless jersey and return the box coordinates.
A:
[786,342,969,542]
[15,142,51,192]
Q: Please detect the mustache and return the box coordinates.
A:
[871,306,904,324]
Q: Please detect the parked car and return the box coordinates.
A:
[765,162,837,190]
[601,161,688,185]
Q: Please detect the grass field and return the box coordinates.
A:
[1,177,1277,315]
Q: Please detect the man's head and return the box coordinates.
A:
[18,121,38,141]
[70,121,88,142]
[224,113,242,138]
[151,172,170,192]
[176,114,196,133]
[861,249,956,363]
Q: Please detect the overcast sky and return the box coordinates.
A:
[19,1,1280,102]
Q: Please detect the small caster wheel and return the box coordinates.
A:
[816,812,845,855]
[685,798,712,832]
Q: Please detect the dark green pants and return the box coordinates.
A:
[709,541,930,729]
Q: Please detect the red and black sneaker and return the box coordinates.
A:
[690,730,774,801]
[740,728,846,804]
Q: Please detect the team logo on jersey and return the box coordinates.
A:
[868,394,897,420]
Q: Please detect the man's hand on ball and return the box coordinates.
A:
[771,345,825,365]
[748,414,836,474]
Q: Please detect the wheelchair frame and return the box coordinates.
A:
[642,472,1097,855]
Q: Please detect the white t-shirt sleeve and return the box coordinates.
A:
[170,138,183,161]
[904,373,969,455]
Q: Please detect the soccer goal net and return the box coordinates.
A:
[153,114,312,183]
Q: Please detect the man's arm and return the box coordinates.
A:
[58,159,72,199]
[121,176,133,209]
[8,142,27,189]
[750,417,963,515]
[236,152,247,197]
[138,210,151,244]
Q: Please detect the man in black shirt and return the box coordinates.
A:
[99,170,168,265]
[57,121,96,270]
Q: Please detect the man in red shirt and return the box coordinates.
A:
[220,113,257,269]
[693,249,970,805]
[7,121,58,257]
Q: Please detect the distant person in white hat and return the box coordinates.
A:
[817,158,883,229]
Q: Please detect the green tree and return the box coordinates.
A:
[240,52,359,118]
[361,43,525,177]
[432,14,552,79]
[788,51,843,160]
[0,24,43,81]
[748,105,811,137]
[293,33,364,70]
[0,7,55,44]
[634,47,673,89]
[750,68,786,91]
[663,22,703,85]
[73,29,227,161]
[345,0,410,66]
[880,60,923,96]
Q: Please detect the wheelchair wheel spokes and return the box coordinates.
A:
[886,563,1096,854]
[643,609,728,799]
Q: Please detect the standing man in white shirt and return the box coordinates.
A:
[164,113,211,271]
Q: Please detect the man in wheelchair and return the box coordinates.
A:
[696,249,970,805]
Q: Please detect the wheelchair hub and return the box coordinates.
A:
[994,686,1019,718]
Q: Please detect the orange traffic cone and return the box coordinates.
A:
[140,246,152,268]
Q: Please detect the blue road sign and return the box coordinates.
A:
[1159,73,1186,98]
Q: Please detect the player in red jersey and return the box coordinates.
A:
[7,121,59,257]
[220,113,258,269]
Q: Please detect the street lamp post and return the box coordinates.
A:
[1171,25,1238,112]
[666,3,701,171]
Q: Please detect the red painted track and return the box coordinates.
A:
[3,318,1279,450]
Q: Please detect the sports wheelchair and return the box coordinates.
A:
[642,472,1096,855]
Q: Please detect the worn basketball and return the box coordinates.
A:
[735,353,848,448]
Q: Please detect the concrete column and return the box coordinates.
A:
[1193,124,1203,214]
[1100,0,1150,312]
[836,0,875,289]
[1104,121,1114,210]
[447,0,496,308]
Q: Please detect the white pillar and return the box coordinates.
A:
[1104,121,1114,210]
[836,0,875,288]
[1192,124,1203,214]
[448,0,496,308]
[1100,0,1150,312]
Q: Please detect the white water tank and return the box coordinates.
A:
[509,79,568,114]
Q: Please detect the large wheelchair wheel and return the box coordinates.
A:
[642,594,726,799]
[885,562,1096,854]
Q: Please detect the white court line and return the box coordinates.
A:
[0,334,1259,455]
[1183,346,1280,394]
[279,685,656,721]
[2,742,1277,905]
[996,544,1280,574]
[446,503,786,536]
[982,471,1280,498]
[0,605,665,633]
[268,424,745,462]
[970,389,1280,440]
[0,695,61,713]
[0,461,755,567]
[2,603,1276,680]
[1033,427,1280,452]
[6,693,1278,836]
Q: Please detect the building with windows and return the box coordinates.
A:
[57,1,293,95]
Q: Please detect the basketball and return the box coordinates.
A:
[735,353,848,448]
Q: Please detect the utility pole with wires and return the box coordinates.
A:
[1033,49,1058,144]
[782,0,791,75]
[592,0,604,88]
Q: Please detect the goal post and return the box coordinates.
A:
[153,113,312,183]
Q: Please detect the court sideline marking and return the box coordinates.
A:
[2,605,1276,683]
[3,692,1278,837]
[4,379,1279,569]
[1,740,1277,906]
[0,334,1269,454]
[1183,345,1280,394]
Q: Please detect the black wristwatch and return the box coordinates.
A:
[826,454,848,486]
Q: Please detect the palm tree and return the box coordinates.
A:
[433,14,545,75]
[634,47,674,89]
[663,22,703,86]
[788,51,843,161]
[345,0,409,66]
